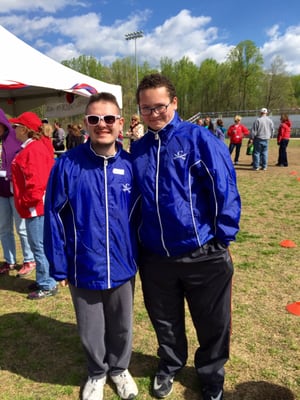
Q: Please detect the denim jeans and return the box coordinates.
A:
[25,216,56,290]
[253,139,269,169]
[0,196,34,264]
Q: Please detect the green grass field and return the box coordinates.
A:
[0,139,299,400]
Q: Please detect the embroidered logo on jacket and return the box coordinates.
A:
[173,150,187,160]
[122,183,132,193]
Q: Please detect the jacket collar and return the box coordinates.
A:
[147,111,182,142]
[86,139,122,163]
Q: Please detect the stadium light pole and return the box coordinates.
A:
[125,30,144,114]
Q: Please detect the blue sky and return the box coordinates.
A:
[1,0,300,74]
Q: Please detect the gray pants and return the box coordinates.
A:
[69,279,134,378]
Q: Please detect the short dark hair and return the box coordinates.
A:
[85,92,121,114]
[136,73,177,104]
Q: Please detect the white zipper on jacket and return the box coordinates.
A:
[189,160,203,248]
[104,158,111,288]
[156,137,170,257]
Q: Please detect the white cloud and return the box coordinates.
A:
[1,7,300,75]
[0,0,86,13]
[0,15,58,42]
[134,10,233,67]
[266,24,280,40]
[0,9,230,66]
[47,42,80,61]
[261,25,300,74]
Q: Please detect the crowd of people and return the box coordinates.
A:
[195,108,291,169]
[0,114,89,297]
[0,110,36,277]
[0,74,293,400]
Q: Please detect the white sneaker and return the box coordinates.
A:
[82,376,106,400]
[110,369,138,399]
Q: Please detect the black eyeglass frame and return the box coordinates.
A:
[139,103,170,116]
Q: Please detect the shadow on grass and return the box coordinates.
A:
[0,312,296,399]
[176,371,296,400]
[0,311,84,386]
[179,376,296,400]
[0,272,36,293]
[0,311,159,386]
[131,354,296,399]
[0,275,296,399]
[227,381,296,400]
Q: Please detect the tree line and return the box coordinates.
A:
[62,40,300,125]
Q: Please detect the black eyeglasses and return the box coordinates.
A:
[139,103,170,116]
[85,115,121,126]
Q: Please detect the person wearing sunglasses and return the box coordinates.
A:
[44,92,139,400]
[130,74,241,400]
[227,115,249,165]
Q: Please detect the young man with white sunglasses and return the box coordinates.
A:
[44,92,139,400]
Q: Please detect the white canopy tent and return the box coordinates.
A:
[0,25,122,116]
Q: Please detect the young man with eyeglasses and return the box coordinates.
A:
[131,74,241,400]
[44,92,139,400]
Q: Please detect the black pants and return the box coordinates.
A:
[229,142,242,163]
[278,139,289,166]
[139,241,233,389]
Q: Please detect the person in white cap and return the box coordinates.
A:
[250,108,274,170]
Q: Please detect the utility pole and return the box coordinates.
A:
[125,31,144,114]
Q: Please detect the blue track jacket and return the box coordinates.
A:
[44,140,139,290]
[131,112,241,257]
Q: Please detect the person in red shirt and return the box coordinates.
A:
[276,114,292,167]
[0,109,36,277]
[10,112,57,300]
[227,115,249,165]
